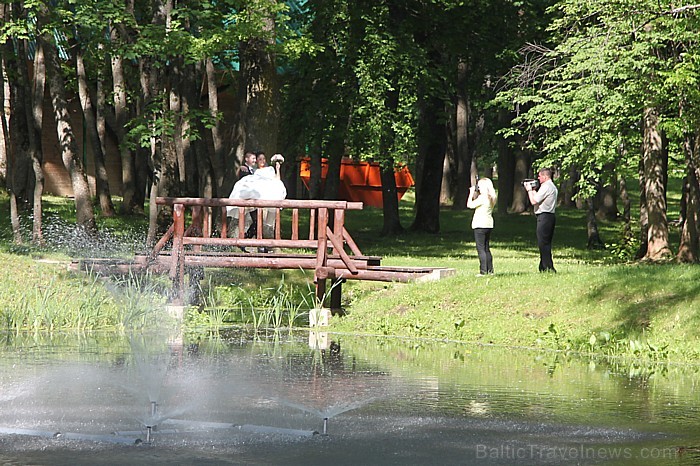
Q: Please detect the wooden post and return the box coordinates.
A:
[220,207,228,238]
[309,209,316,240]
[202,206,211,238]
[315,208,329,306]
[256,209,264,239]
[171,203,186,304]
[332,209,344,254]
[275,207,281,239]
[291,209,299,240]
[191,206,203,252]
[237,207,246,238]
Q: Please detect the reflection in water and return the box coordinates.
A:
[0,331,698,465]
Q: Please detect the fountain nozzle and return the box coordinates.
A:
[142,401,159,444]
[322,417,328,435]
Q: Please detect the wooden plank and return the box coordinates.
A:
[149,224,174,262]
[220,207,228,238]
[183,237,318,249]
[333,209,344,253]
[275,209,281,239]
[237,207,246,238]
[171,203,186,304]
[157,197,363,210]
[291,209,299,240]
[315,208,329,306]
[142,253,376,271]
[342,227,363,257]
[315,208,328,271]
[308,209,315,240]
[326,226,358,274]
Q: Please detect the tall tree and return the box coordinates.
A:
[109,19,138,214]
[498,0,700,259]
[72,39,116,217]
[641,107,671,260]
[38,4,97,234]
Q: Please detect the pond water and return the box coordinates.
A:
[1,329,699,465]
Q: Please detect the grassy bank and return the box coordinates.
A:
[332,194,699,361]
[2,193,699,362]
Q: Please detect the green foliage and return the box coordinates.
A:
[124,94,219,151]
[605,225,641,263]
[500,0,700,197]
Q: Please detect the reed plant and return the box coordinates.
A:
[0,254,124,332]
[191,274,315,332]
[109,271,171,330]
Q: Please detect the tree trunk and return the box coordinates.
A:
[74,40,115,217]
[242,9,279,156]
[641,107,671,261]
[322,136,343,201]
[41,25,97,234]
[619,176,631,240]
[0,5,7,184]
[595,164,617,220]
[411,94,446,233]
[5,41,32,204]
[205,58,226,196]
[496,110,514,214]
[678,132,700,262]
[145,0,172,242]
[441,101,456,207]
[677,170,699,262]
[510,144,530,213]
[635,156,649,259]
[6,14,46,244]
[381,160,403,236]
[28,38,45,244]
[1,17,22,244]
[110,28,137,214]
[378,71,403,234]
[586,198,605,249]
[308,147,323,199]
[169,56,190,196]
[451,60,471,211]
[227,41,250,197]
[4,33,33,243]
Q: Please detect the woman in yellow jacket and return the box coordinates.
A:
[467,178,496,276]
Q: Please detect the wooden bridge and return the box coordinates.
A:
[78,197,455,310]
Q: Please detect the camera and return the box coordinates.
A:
[522,179,540,191]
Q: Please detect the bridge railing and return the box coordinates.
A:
[153,197,367,304]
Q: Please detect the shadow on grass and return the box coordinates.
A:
[344,203,626,263]
[581,264,700,339]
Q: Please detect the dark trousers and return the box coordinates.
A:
[536,213,556,272]
[473,228,493,274]
[244,210,258,238]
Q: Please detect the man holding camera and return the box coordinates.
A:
[525,168,558,272]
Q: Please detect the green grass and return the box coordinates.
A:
[1,189,698,362]
[330,188,695,361]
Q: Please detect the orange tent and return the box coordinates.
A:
[299,158,414,208]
